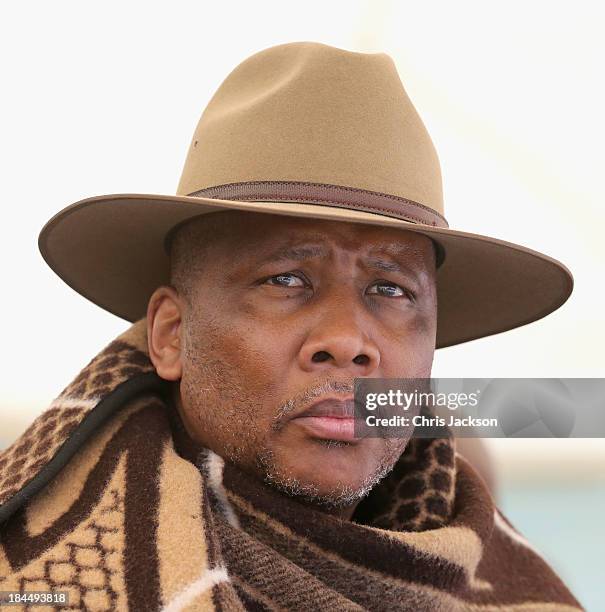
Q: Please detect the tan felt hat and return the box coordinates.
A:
[38,41,573,348]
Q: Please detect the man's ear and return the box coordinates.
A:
[146,286,183,381]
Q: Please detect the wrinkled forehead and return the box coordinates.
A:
[171,210,438,268]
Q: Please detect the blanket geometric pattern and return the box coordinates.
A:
[0,320,583,610]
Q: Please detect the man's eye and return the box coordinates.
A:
[367,281,411,299]
[264,273,306,288]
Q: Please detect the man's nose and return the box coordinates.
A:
[297,303,380,375]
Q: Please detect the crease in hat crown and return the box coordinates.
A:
[176,41,444,220]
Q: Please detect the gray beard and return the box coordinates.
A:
[254,440,403,509]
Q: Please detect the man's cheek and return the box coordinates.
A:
[229,340,287,393]
[385,337,435,377]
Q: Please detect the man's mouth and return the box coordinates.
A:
[288,397,358,442]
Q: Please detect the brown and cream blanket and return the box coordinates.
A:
[0,320,582,611]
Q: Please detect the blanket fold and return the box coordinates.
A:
[0,320,583,611]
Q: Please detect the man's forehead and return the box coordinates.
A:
[177,212,437,276]
[221,213,434,259]
[253,238,431,264]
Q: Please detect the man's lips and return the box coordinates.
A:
[288,397,358,442]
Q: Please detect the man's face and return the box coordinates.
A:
[163,211,438,508]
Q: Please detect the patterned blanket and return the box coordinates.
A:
[0,320,582,611]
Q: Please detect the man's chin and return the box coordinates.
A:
[260,470,374,509]
[255,441,401,509]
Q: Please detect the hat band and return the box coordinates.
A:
[188,181,448,229]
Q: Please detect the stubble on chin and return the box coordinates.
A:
[254,438,406,509]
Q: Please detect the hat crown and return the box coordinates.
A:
[177,41,444,216]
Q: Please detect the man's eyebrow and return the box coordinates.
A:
[364,257,423,281]
[365,257,408,273]
[257,244,329,264]
[364,243,429,280]
[253,242,426,276]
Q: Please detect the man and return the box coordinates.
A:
[0,42,581,610]
[150,210,438,522]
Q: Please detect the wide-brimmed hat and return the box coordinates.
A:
[38,41,573,349]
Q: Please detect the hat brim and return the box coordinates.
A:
[38,193,573,349]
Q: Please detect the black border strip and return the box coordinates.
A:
[0,372,166,525]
